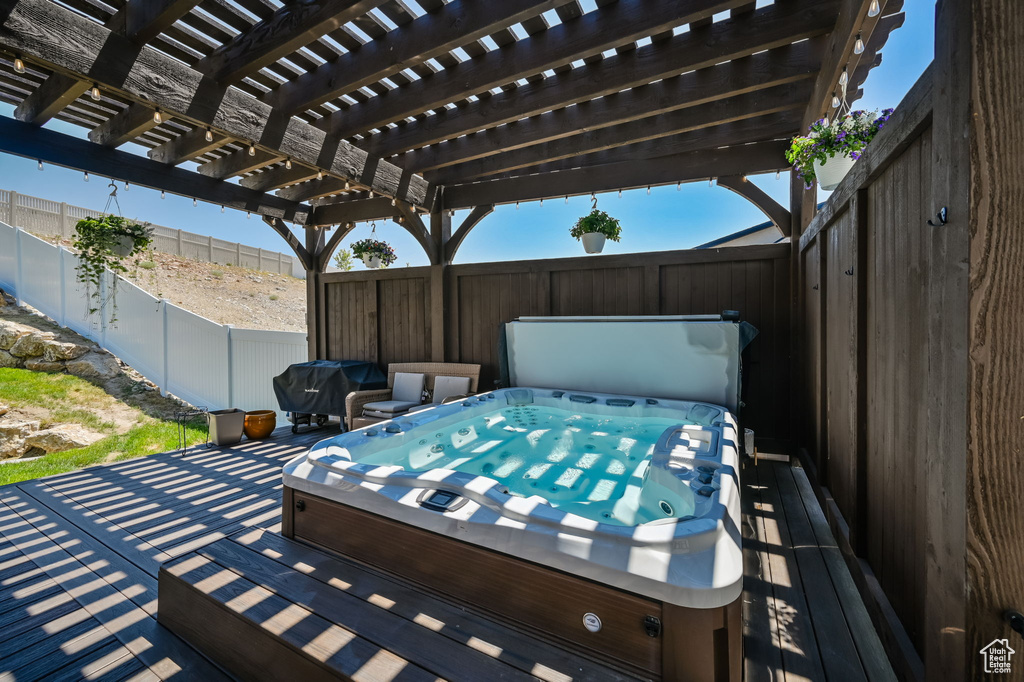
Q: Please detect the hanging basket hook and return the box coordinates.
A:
[591,192,598,210]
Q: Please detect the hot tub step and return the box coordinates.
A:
[158,528,645,682]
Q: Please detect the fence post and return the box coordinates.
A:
[236,242,241,266]
[161,299,170,397]
[176,229,183,256]
[99,272,108,346]
[8,190,17,226]
[257,248,263,271]
[278,251,283,274]
[225,324,234,408]
[58,246,67,328]
[59,202,68,240]
[13,226,23,307]
[208,235,214,263]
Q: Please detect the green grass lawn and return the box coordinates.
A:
[0,368,207,487]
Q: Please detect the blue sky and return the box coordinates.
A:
[0,0,935,268]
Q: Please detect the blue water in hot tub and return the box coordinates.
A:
[358,404,697,525]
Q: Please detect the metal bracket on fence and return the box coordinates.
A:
[927,206,948,226]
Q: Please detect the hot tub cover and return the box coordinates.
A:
[273,360,387,416]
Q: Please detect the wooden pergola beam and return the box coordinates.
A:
[476,113,799,182]
[321,0,752,138]
[441,140,789,209]
[262,215,313,271]
[268,0,566,116]
[401,44,819,173]
[308,197,399,226]
[13,72,87,124]
[358,3,834,158]
[197,148,284,180]
[240,164,322,193]
[716,174,792,237]
[107,0,202,44]
[149,126,230,165]
[0,0,430,207]
[428,88,809,183]
[277,177,351,203]
[195,0,387,85]
[0,115,309,222]
[88,102,159,147]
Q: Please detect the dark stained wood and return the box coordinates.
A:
[268,0,566,115]
[148,126,230,165]
[323,0,755,138]
[88,101,160,147]
[195,0,387,85]
[107,0,202,43]
[198,147,285,180]
[0,115,308,221]
[446,204,493,262]
[240,163,321,193]
[289,489,667,676]
[405,67,816,175]
[443,141,789,209]
[717,175,792,237]
[0,0,430,207]
[263,216,312,271]
[13,71,87,124]
[308,197,403,226]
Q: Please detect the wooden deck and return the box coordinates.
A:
[0,427,893,681]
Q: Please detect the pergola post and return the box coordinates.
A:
[429,211,452,362]
[304,226,327,361]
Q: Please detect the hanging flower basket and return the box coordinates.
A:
[352,238,396,269]
[786,108,893,190]
[570,208,622,255]
[72,214,153,321]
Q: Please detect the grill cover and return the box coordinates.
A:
[273,360,387,416]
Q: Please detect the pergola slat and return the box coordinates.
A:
[240,164,322,193]
[267,0,566,116]
[13,71,87,124]
[0,0,431,207]
[198,147,284,179]
[0,114,308,220]
[195,0,388,85]
[319,0,750,139]
[88,102,160,147]
[149,126,231,165]
[440,140,789,209]
[358,4,835,158]
[108,0,202,44]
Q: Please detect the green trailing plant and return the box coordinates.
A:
[72,215,153,323]
[351,238,397,267]
[569,209,622,242]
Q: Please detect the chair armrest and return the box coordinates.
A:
[345,389,393,429]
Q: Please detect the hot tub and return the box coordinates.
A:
[283,387,741,609]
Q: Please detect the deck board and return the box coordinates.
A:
[0,427,894,680]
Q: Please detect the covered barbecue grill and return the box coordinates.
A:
[273,360,387,433]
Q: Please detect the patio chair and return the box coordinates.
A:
[346,362,481,430]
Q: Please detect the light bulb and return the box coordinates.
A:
[193,197,197,207]
[205,128,213,142]
[647,186,651,194]
[398,216,404,224]
[369,190,374,198]
[867,0,880,17]
[540,198,543,206]
[839,67,849,86]
[391,197,396,206]
[37,160,42,171]
[13,57,25,74]
[831,93,841,108]
[344,181,350,190]
[618,189,622,198]
[317,169,323,180]
[853,34,865,54]
[516,201,519,210]
[564,196,568,204]
[161,190,165,199]
[285,158,292,170]
[221,205,224,213]
[124,181,129,191]
[776,170,781,180]
[823,116,830,127]
[90,85,100,101]
[246,211,250,219]
[153,110,163,124]
[709,177,714,187]
[449,209,455,217]
[677,181,681,191]
[248,143,256,156]
[83,172,89,182]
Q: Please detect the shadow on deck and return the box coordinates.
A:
[0,428,893,680]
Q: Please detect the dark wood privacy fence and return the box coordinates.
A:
[317,245,791,447]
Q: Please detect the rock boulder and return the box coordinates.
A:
[0,350,20,368]
[65,353,120,380]
[25,424,104,453]
[42,341,89,362]
[9,331,57,358]
[0,320,32,350]
[24,359,65,373]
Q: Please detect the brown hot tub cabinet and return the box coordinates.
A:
[283,486,742,681]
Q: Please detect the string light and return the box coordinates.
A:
[221,205,225,213]
[647,186,651,194]
[831,92,841,108]
[449,209,455,217]
[344,180,350,191]
[540,198,543,206]
[13,56,25,74]
[853,33,865,54]
[124,181,129,191]
[838,67,849,87]
[867,0,880,17]
[205,128,213,142]
[90,84,101,101]
[161,190,165,199]
[193,197,197,207]
[37,160,42,171]
[397,215,404,224]
[153,109,163,124]
[248,142,256,156]
[709,177,715,187]
[776,170,781,180]
[564,196,568,204]
[823,116,830,127]
[516,201,519,210]
[285,158,292,170]
[368,190,374,198]
[317,169,323,180]
[83,172,89,182]
[391,197,396,206]
[246,211,250,219]
[618,189,622,198]
[677,181,681,191]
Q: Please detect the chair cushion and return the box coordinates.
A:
[363,400,419,415]
[361,409,398,419]
[432,375,472,403]
[392,372,426,403]
[405,403,438,414]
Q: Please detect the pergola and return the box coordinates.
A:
[0,0,901,273]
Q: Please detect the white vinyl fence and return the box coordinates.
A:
[0,221,307,417]
[0,189,305,279]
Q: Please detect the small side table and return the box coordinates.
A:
[176,407,208,455]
